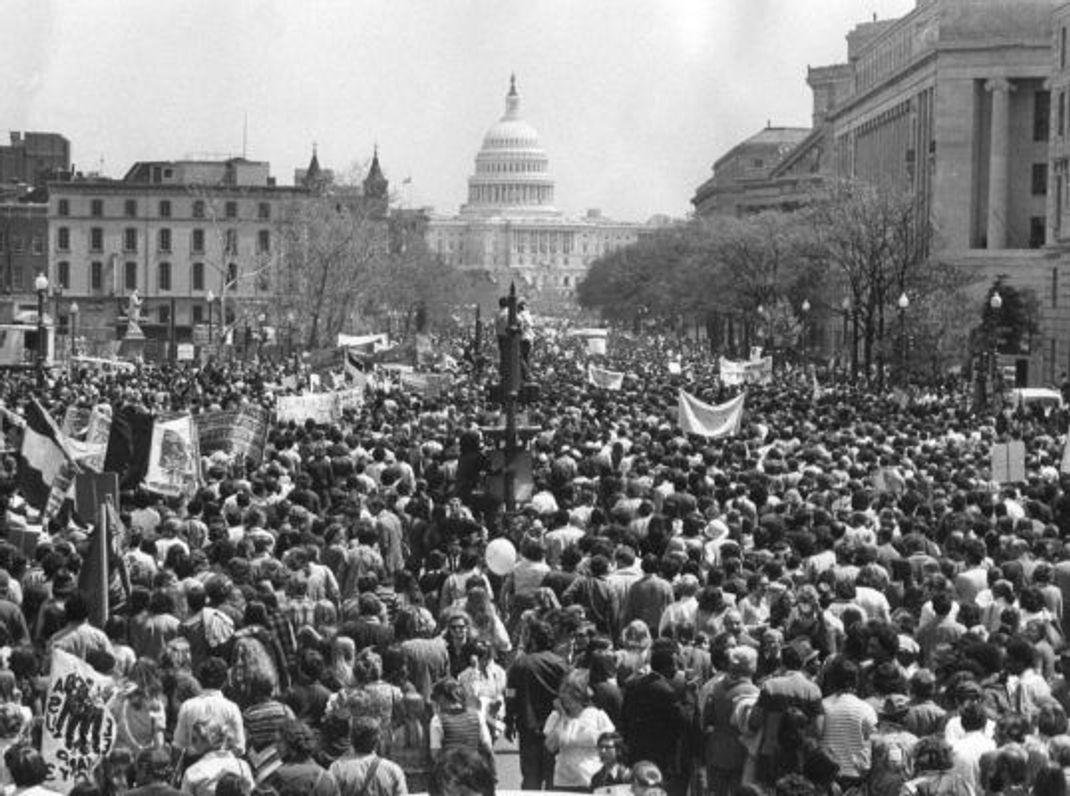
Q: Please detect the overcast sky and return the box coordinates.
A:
[0,0,916,222]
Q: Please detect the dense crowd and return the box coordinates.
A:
[0,320,1065,796]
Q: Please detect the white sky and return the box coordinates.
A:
[0,0,916,222]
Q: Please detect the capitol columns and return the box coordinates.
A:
[985,77,1015,250]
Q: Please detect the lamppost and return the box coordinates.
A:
[800,298,811,361]
[988,291,1003,408]
[756,304,765,355]
[257,312,267,358]
[69,301,79,358]
[34,273,48,388]
[286,310,296,358]
[206,289,215,345]
[897,292,909,386]
[841,297,851,378]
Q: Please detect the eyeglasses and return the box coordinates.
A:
[449,624,467,631]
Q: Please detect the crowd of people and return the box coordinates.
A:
[0,318,1064,796]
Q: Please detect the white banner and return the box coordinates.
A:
[720,356,772,386]
[678,390,745,438]
[144,414,201,497]
[276,393,340,425]
[42,649,117,793]
[587,364,624,391]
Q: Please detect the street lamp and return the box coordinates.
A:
[897,292,909,386]
[800,299,811,360]
[988,291,1003,407]
[69,301,79,358]
[34,273,48,389]
[206,289,215,345]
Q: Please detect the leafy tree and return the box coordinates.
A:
[975,275,1041,357]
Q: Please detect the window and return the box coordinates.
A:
[158,262,172,291]
[1035,90,1051,142]
[192,200,205,219]
[57,199,69,217]
[225,201,238,219]
[125,261,137,291]
[90,199,103,217]
[31,237,42,255]
[158,228,171,252]
[226,262,238,287]
[192,262,205,291]
[225,229,238,255]
[258,202,270,220]
[192,305,204,323]
[257,230,270,253]
[90,261,103,291]
[57,227,70,251]
[1033,162,1049,196]
[158,305,170,325]
[124,199,137,218]
[90,227,103,252]
[191,228,205,253]
[159,200,171,218]
[123,228,137,252]
[12,236,24,254]
[58,261,70,289]
[1030,216,1046,248]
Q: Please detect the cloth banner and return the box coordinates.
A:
[1061,422,1070,475]
[720,356,773,386]
[587,364,624,391]
[667,358,682,376]
[992,441,1026,484]
[42,649,117,793]
[677,390,746,438]
[144,414,201,497]
[61,407,92,439]
[336,332,390,351]
[277,393,340,425]
[336,386,365,413]
[195,405,270,464]
[400,372,451,399]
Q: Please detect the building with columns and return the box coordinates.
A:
[426,76,660,310]
[694,0,1070,383]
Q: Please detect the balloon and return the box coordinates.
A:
[485,538,517,576]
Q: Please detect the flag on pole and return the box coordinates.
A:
[103,405,154,489]
[677,390,745,438]
[78,496,126,627]
[18,399,75,511]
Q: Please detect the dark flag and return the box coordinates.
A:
[18,399,74,511]
[103,405,154,489]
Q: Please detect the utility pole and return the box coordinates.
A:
[502,284,521,513]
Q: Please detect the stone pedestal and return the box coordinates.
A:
[118,320,146,359]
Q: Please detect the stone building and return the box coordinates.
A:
[45,158,304,350]
[693,0,1070,383]
[0,132,70,188]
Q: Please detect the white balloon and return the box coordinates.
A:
[485,538,517,576]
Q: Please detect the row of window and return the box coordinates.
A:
[56,227,270,255]
[0,233,44,255]
[53,260,242,292]
[57,197,272,221]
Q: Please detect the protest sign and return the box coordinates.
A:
[991,441,1026,484]
[144,414,201,497]
[587,364,624,391]
[61,407,91,439]
[195,405,270,464]
[678,390,745,438]
[42,649,117,793]
[276,393,340,425]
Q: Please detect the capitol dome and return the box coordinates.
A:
[461,75,559,217]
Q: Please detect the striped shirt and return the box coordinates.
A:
[820,692,878,778]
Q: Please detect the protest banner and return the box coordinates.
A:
[991,441,1026,484]
[276,393,340,425]
[42,649,117,793]
[195,405,270,464]
[678,390,745,438]
[336,386,366,413]
[587,364,624,391]
[720,356,773,386]
[400,371,451,399]
[61,407,91,439]
[144,414,201,497]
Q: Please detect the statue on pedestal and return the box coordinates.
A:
[125,289,145,339]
